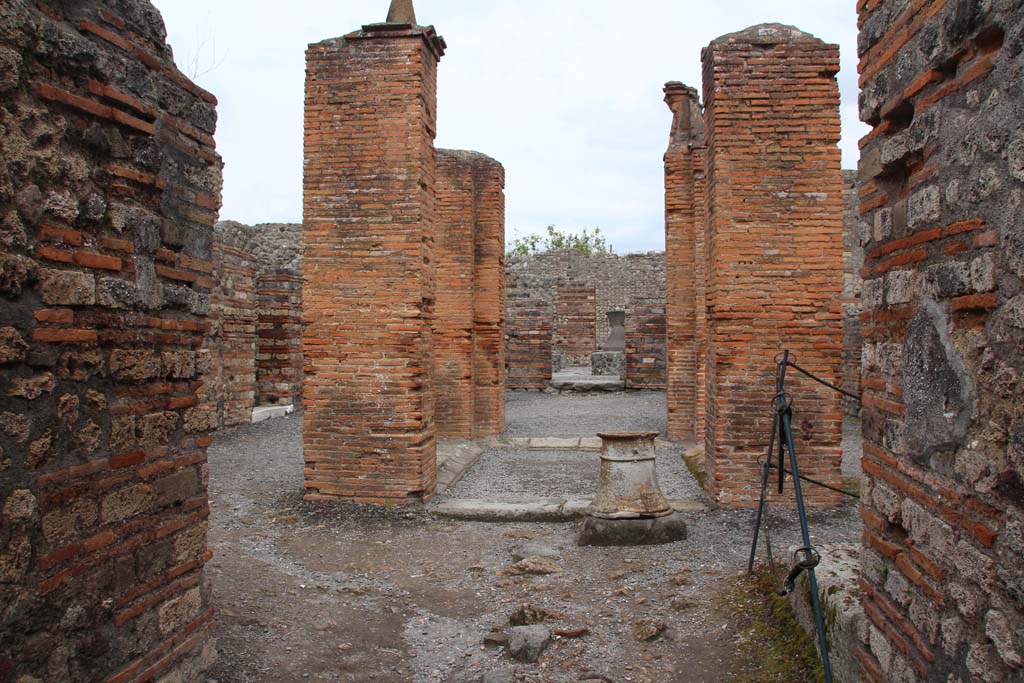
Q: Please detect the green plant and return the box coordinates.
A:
[507,225,612,257]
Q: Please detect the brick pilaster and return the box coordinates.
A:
[302,20,446,503]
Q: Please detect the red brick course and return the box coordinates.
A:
[257,271,303,406]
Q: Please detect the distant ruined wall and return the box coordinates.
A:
[842,170,864,417]
[555,281,597,366]
[506,251,665,348]
[856,1,1024,681]
[205,222,303,423]
[0,1,220,680]
[505,251,666,379]
[249,223,303,408]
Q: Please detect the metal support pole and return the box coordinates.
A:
[780,403,834,683]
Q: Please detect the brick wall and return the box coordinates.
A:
[0,1,220,680]
[841,170,864,417]
[701,25,844,507]
[434,150,506,438]
[555,281,597,366]
[856,1,1024,680]
[209,222,303,411]
[664,83,706,442]
[506,289,553,390]
[303,20,445,503]
[625,298,667,390]
[207,224,257,427]
[248,223,303,408]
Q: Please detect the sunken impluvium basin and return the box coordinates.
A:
[577,432,689,546]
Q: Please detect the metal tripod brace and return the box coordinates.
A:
[747,350,835,683]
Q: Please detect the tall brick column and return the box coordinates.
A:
[471,156,506,437]
[701,25,844,507]
[664,82,707,443]
[434,151,476,438]
[303,10,446,503]
[855,2,1024,681]
[433,150,506,439]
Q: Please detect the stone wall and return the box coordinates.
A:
[856,0,1024,680]
[699,25,845,508]
[249,223,303,408]
[842,170,864,416]
[0,1,220,680]
[434,150,506,438]
[302,18,445,503]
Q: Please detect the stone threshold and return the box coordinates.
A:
[251,404,295,424]
[496,437,676,451]
[431,498,706,522]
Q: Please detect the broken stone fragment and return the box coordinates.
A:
[507,625,550,663]
[498,556,562,577]
[632,618,667,641]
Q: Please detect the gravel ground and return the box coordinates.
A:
[504,391,668,438]
[444,446,704,502]
[203,392,862,683]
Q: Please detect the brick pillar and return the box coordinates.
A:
[257,270,304,406]
[433,150,506,439]
[434,151,476,438]
[210,226,257,427]
[555,281,597,366]
[506,287,553,390]
[625,298,667,390]
[303,17,446,503]
[471,156,506,437]
[0,2,220,680]
[702,25,844,507]
[664,82,706,442]
[855,2,1023,681]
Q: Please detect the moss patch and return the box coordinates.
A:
[726,570,827,683]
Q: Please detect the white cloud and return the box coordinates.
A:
[154,0,868,253]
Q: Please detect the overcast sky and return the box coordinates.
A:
[153,0,866,254]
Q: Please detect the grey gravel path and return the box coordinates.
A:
[443,444,704,502]
[504,390,668,438]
